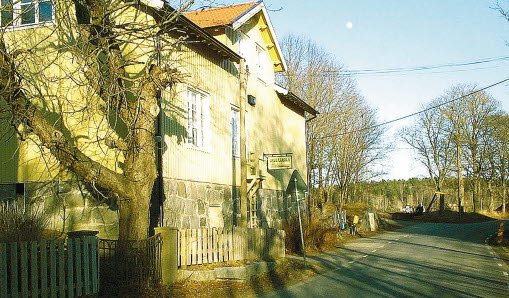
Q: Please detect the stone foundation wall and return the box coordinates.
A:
[162,179,239,229]
[0,181,119,239]
[1,178,297,238]
[162,179,296,230]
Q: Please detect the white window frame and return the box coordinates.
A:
[1,0,54,29]
[186,87,210,151]
[256,44,267,82]
[231,106,240,157]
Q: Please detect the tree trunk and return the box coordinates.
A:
[503,179,507,216]
[119,191,151,240]
[457,143,465,213]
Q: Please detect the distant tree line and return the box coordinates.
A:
[400,84,508,213]
[278,36,508,214]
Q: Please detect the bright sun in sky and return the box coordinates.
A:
[345,21,353,29]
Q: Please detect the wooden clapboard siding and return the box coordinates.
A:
[0,236,99,298]
[161,46,240,186]
[177,228,285,267]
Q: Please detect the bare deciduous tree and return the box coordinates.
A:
[278,34,386,209]
[0,0,204,240]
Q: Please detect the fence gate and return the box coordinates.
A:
[99,234,162,292]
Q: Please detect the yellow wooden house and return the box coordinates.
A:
[0,0,317,238]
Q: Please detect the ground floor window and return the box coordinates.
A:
[187,87,210,150]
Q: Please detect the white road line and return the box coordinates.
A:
[503,271,508,276]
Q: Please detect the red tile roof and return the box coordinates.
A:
[184,2,258,28]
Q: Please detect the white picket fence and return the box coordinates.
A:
[177,228,285,267]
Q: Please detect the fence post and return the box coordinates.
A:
[154,227,178,285]
[0,243,7,297]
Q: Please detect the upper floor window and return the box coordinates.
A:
[1,0,53,27]
[187,88,210,150]
[256,44,268,82]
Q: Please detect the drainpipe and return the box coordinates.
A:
[156,35,164,227]
[239,59,248,228]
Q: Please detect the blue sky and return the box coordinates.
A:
[210,0,509,179]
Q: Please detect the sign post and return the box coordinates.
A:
[294,178,307,267]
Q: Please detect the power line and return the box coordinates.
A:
[313,77,509,140]
[342,55,509,75]
[281,55,509,77]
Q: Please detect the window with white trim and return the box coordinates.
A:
[187,88,210,150]
[1,0,54,28]
[256,44,268,82]
[231,107,240,157]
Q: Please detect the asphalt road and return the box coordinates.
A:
[265,221,509,297]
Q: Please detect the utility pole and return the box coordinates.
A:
[239,59,248,228]
[503,148,507,215]
[457,142,464,219]
[294,178,307,267]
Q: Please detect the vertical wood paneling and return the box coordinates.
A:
[49,240,56,298]
[75,238,82,297]
[218,228,223,262]
[67,239,74,298]
[58,241,65,297]
[177,228,285,266]
[40,240,47,297]
[83,237,90,295]
[0,243,7,298]
[20,242,28,298]
[91,237,99,294]
[197,229,203,265]
[207,228,212,263]
[163,48,240,185]
[10,242,18,298]
[1,238,99,297]
[30,242,38,298]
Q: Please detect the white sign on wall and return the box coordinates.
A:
[266,153,293,170]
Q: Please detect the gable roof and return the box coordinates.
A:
[184,2,258,28]
[184,1,287,72]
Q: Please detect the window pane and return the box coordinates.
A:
[39,1,52,22]
[21,4,35,24]
[1,0,12,27]
[231,110,240,156]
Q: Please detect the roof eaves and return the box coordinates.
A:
[276,89,318,116]
[183,16,241,60]
[163,5,242,63]
[231,1,262,25]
